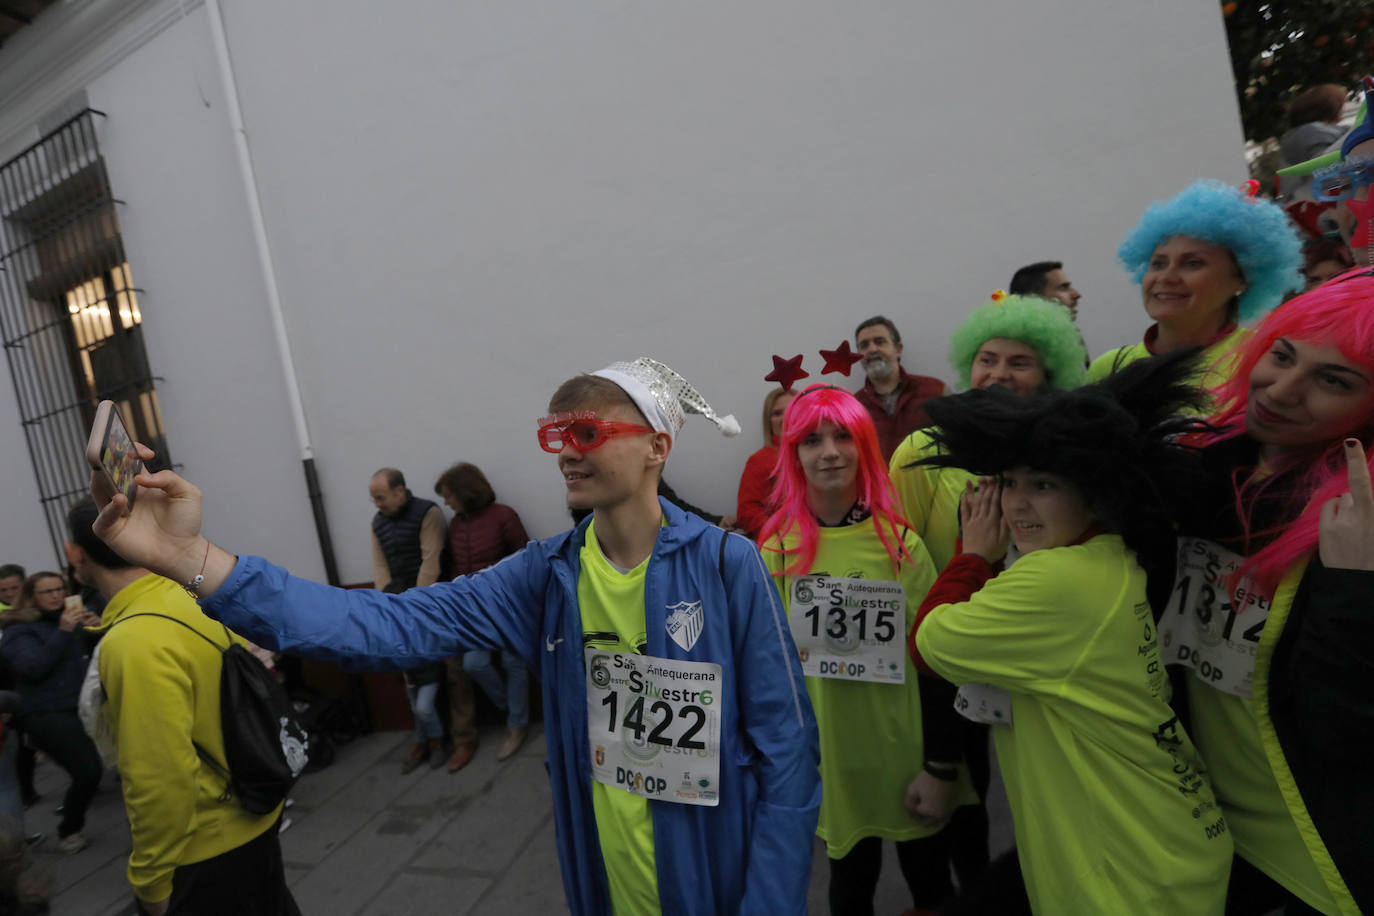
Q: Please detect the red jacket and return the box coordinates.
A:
[445,503,530,578]
[735,445,780,541]
[854,367,945,460]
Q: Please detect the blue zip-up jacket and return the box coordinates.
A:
[201,499,820,915]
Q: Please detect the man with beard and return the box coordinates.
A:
[853,316,946,460]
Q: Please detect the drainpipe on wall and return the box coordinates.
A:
[204,0,340,585]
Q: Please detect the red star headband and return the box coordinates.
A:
[765,354,809,391]
[765,341,867,391]
[819,340,864,375]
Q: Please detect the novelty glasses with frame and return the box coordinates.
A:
[1311,156,1374,202]
[537,411,657,453]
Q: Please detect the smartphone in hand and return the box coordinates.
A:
[85,400,144,508]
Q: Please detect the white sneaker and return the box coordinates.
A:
[57,833,88,854]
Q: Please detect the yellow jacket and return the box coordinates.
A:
[917,535,1231,914]
[889,428,975,572]
[1087,325,1252,394]
[93,573,280,903]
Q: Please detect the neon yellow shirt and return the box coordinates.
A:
[766,521,972,857]
[579,521,659,916]
[915,535,1231,914]
[1087,325,1251,399]
[889,428,975,571]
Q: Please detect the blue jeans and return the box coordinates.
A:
[462,651,529,728]
[406,683,443,742]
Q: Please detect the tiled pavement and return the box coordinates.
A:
[37,724,1014,915]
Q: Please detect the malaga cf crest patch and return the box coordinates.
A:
[665,600,704,652]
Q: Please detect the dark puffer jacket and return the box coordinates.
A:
[0,609,94,717]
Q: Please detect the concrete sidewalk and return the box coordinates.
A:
[38,724,1012,914]
[39,725,561,915]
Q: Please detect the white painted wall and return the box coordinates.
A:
[0,0,1247,582]
[0,2,325,578]
[0,364,59,573]
[86,4,327,580]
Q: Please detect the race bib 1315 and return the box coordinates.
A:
[789,575,907,684]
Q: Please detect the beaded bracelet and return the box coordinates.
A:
[184,541,211,597]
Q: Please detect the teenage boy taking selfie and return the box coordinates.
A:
[89,358,821,916]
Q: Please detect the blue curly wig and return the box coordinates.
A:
[948,295,1088,390]
[1117,179,1304,322]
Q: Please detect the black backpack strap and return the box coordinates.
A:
[718,528,729,586]
[111,612,231,653]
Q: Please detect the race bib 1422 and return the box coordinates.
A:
[585,649,722,806]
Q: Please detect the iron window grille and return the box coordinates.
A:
[0,108,169,565]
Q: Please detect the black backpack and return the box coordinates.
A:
[111,613,310,814]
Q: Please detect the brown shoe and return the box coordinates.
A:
[497,727,527,761]
[446,743,476,774]
[400,742,430,774]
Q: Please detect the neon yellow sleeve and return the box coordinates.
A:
[890,429,940,539]
[916,541,1134,691]
[1087,347,1124,382]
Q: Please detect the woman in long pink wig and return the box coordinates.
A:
[758,384,913,577]
[1203,267,1374,591]
[1167,266,1374,915]
[759,383,964,915]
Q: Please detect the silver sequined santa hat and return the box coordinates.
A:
[591,357,741,438]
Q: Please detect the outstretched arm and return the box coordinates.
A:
[92,445,547,667]
[200,551,547,669]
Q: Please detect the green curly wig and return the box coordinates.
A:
[948,295,1088,390]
